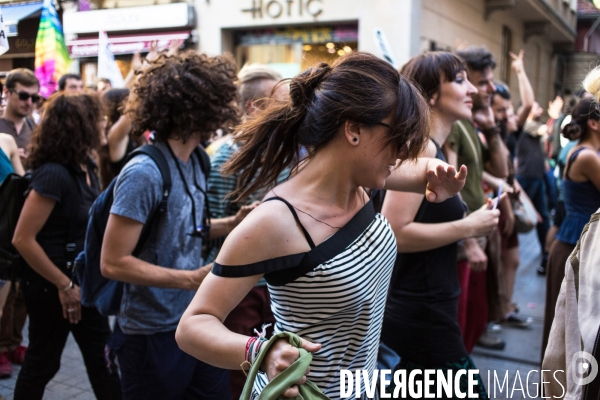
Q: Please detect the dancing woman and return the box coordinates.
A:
[380,51,499,398]
[176,52,466,399]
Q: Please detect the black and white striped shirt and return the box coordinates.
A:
[213,196,396,399]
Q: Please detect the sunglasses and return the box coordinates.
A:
[494,84,510,99]
[10,89,41,103]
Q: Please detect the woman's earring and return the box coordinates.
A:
[353,138,358,142]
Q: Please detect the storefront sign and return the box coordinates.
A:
[236,25,357,45]
[67,31,190,57]
[242,0,323,19]
[63,3,194,34]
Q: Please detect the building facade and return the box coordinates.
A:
[420,0,577,110]
[195,0,421,77]
[565,0,600,95]
[62,0,196,87]
[0,1,44,73]
[195,0,577,109]
[2,0,581,106]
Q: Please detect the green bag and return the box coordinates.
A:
[240,332,331,400]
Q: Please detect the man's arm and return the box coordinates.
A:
[474,107,509,179]
[209,203,258,240]
[484,130,509,179]
[510,50,534,129]
[101,214,210,290]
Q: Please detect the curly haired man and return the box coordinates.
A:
[100,51,240,399]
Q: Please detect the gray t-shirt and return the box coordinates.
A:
[110,141,206,335]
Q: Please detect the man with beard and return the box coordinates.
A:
[445,46,509,351]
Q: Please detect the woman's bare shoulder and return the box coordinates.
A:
[215,197,311,266]
[0,133,17,150]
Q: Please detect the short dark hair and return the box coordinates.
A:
[98,78,111,85]
[401,51,466,101]
[5,68,39,90]
[58,74,82,91]
[126,51,240,143]
[456,46,496,73]
[102,88,129,126]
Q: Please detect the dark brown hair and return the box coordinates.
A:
[401,51,466,101]
[562,98,600,141]
[455,46,496,73]
[102,88,129,127]
[58,74,82,91]
[224,51,429,200]
[5,68,39,90]
[28,93,103,170]
[126,51,240,143]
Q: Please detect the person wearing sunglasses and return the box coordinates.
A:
[0,69,40,163]
[0,68,39,379]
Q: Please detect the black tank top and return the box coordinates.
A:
[381,141,468,366]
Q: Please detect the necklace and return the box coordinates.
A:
[292,206,342,230]
[272,190,342,230]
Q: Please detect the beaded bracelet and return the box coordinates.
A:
[242,323,272,368]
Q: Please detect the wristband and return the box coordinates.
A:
[481,126,500,137]
[60,280,74,292]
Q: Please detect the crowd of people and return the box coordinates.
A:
[0,39,598,400]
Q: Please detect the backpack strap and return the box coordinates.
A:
[126,145,172,214]
[125,145,172,256]
[194,146,211,178]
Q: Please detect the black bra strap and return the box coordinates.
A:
[565,147,589,181]
[263,197,316,249]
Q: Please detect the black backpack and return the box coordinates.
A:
[0,173,31,280]
[75,145,210,316]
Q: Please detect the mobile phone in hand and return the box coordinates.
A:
[492,182,503,210]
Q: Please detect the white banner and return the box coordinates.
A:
[0,7,10,56]
[97,31,125,88]
[373,28,397,69]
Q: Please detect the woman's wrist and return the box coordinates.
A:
[457,218,474,239]
[59,280,74,292]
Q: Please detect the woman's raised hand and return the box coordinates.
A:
[261,337,321,397]
[425,163,467,203]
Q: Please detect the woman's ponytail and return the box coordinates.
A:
[223,52,429,201]
[223,63,332,201]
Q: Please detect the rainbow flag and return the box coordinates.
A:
[34,0,71,98]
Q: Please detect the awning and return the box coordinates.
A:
[2,2,44,37]
[67,31,191,58]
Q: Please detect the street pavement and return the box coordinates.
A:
[471,229,547,399]
[0,231,546,399]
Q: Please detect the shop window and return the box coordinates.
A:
[234,24,359,78]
